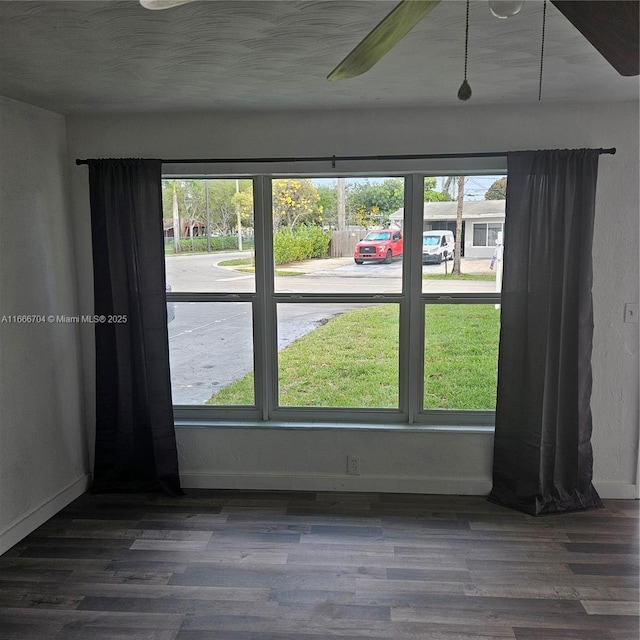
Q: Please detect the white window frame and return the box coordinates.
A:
[165,162,505,429]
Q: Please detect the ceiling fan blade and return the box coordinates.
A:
[140,0,197,9]
[550,0,639,76]
[327,0,441,81]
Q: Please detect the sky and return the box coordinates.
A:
[436,175,505,201]
[312,175,506,201]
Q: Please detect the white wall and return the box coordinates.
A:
[67,101,639,499]
[0,96,89,553]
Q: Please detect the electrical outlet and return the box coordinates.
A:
[347,455,361,475]
[624,303,639,324]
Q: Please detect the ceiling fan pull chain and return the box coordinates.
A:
[538,0,547,101]
[458,0,472,101]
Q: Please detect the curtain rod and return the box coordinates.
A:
[75,148,616,168]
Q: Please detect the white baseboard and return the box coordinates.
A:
[179,472,493,496]
[594,482,638,499]
[181,473,638,500]
[0,473,91,555]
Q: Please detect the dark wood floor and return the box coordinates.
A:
[0,490,638,640]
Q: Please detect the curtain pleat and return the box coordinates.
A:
[489,149,602,515]
[88,159,183,496]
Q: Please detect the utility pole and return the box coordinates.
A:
[235,179,243,252]
[337,177,346,230]
[452,175,465,275]
[205,179,211,253]
[172,180,180,253]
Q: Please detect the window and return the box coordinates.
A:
[165,172,503,426]
[473,222,504,247]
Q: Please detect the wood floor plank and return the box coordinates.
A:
[77,595,281,615]
[569,562,639,576]
[0,580,270,602]
[129,540,211,552]
[463,583,640,601]
[564,542,638,554]
[386,567,471,582]
[0,607,184,629]
[356,576,466,596]
[52,629,179,640]
[176,633,393,640]
[513,628,615,639]
[580,599,640,615]
[0,622,59,640]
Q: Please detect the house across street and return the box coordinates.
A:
[389,199,505,259]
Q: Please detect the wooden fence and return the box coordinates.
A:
[329,228,365,257]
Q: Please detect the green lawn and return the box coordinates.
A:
[208,304,500,410]
[423,305,500,409]
[217,258,253,267]
[423,273,495,281]
[217,258,301,277]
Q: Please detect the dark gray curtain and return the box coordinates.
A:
[489,149,603,515]
[88,158,183,496]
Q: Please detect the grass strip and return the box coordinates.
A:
[423,273,495,280]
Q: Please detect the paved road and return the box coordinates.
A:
[168,299,368,405]
[165,252,499,404]
[165,251,496,293]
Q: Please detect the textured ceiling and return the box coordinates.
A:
[0,0,637,114]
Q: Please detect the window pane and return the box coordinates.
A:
[163,179,255,293]
[473,224,487,246]
[422,175,506,294]
[169,302,254,406]
[487,223,503,247]
[273,177,404,294]
[276,303,399,408]
[423,304,500,411]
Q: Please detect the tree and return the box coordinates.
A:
[452,175,465,275]
[179,180,205,246]
[421,176,452,202]
[272,179,321,231]
[232,183,254,234]
[171,181,180,253]
[347,178,404,228]
[162,179,254,240]
[207,179,252,235]
[162,179,206,249]
[485,177,507,200]
[424,188,452,202]
[316,184,338,228]
[162,180,182,252]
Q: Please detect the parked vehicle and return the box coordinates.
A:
[354,229,403,264]
[422,230,454,264]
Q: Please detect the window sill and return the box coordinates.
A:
[174,420,494,434]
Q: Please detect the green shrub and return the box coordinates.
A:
[273,226,330,265]
[273,229,299,264]
[179,236,209,252]
[165,235,254,254]
[295,224,331,258]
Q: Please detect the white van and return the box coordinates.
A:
[422,230,455,264]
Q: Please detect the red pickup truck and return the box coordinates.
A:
[354,229,403,264]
